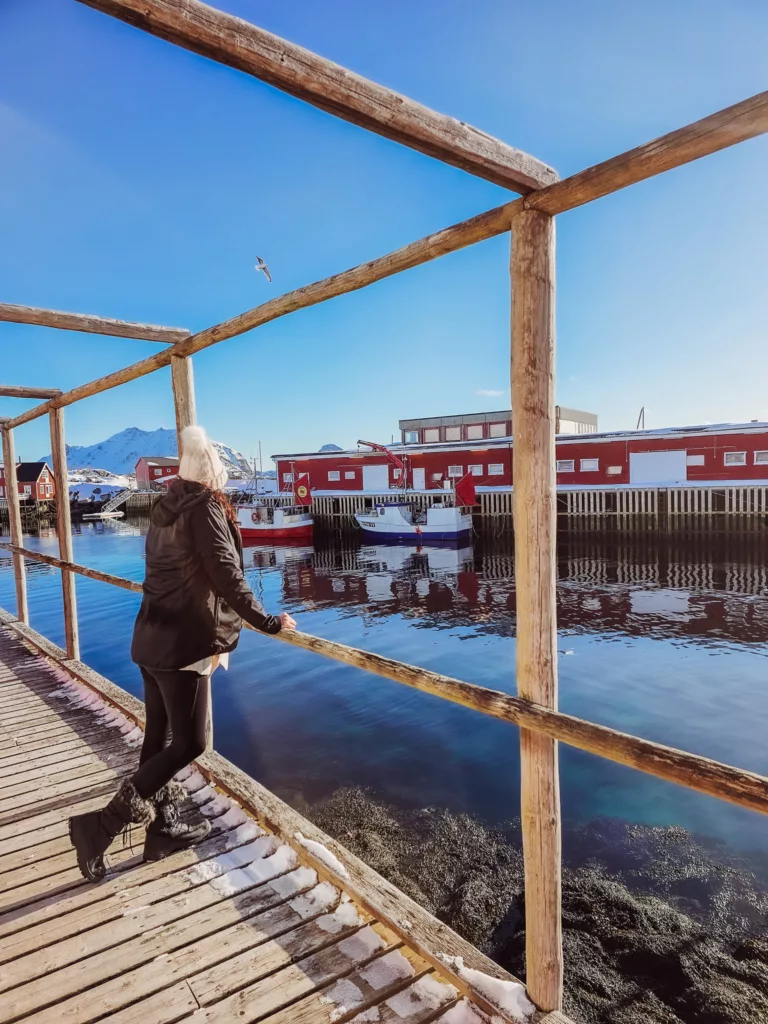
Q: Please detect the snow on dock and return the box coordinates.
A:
[0,624,545,1024]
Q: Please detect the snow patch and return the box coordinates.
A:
[174,765,195,782]
[360,950,414,990]
[231,821,263,844]
[289,881,339,920]
[45,678,143,749]
[437,1002,486,1024]
[209,843,298,894]
[320,978,365,1021]
[200,795,232,818]
[295,831,350,880]
[316,900,362,934]
[181,771,207,794]
[337,926,385,962]
[211,806,249,830]
[190,784,216,806]
[386,975,456,1018]
[270,867,317,898]
[437,957,534,1021]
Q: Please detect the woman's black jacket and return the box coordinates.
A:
[131,479,281,670]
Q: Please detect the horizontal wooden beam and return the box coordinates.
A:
[525,90,768,216]
[0,302,191,343]
[76,0,558,194]
[2,202,519,429]
[4,540,768,817]
[0,385,62,400]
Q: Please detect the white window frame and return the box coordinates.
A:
[327,470,341,482]
[580,458,599,472]
[753,451,768,464]
[423,428,440,443]
[556,459,575,473]
[444,426,461,442]
[489,422,506,438]
[282,472,294,483]
[488,463,504,477]
[466,424,483,440]
[447,465,463,478]
[403,430,418,443]
[153,468,162,476]
[468,464,482,477]
[724,451,746,466]
[344,470,356,479]
[23,485,32,495]
[392,468,402,480]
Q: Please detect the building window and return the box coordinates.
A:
[606,466,622,476]
[393,468,402,479]
[282,473,294,483]
[488,464,504,476]
[556,460,575,473]
[0,487,4,497]
[24,485,32,495]
[447,465,463,478]
[47,485,53,496]
[724,452,746,466]
[404,431,418,443]
[328,470,341,481]
[580,459,599,472]
[489,423,506,438]
[754,451,768,464]
[686,455,705,466]
[423,428,440,443]
[153,468,162,477]
[431,473,443,482]
[445,426,461,442]
[467,424,483,440]
[468,464,482,476]
[344,471,356,479]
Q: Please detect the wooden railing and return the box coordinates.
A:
[1,10,766,1007]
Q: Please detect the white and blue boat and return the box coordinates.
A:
[354,501,472,544]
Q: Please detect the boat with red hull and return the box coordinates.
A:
[236,503,314,542]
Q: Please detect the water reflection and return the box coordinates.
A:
[242,536,768,649]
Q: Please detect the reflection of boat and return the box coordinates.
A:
[244,544,314,568]
[354,502,472,544]
[235,503,313,541]
[358,544,473,574]
[82,510,125,520]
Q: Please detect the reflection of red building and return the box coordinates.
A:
[274,422,768,494]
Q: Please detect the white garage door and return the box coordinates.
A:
[362,464,390,491]
[629,450,687,485]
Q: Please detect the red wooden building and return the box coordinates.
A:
[0,462,55,501]
[273,422,768,494]
[135,456,179,490]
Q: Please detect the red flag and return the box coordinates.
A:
[293,473,312,506]
[455,471,478,507]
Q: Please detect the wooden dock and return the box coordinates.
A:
[0,622,549,1024]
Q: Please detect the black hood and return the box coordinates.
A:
[150,478,210,527]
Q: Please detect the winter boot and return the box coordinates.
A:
[143,780,211,862]
[69,779,155,882]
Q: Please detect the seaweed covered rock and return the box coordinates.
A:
[309,787,768,1024]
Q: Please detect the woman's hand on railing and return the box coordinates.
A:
[280,612,297,631]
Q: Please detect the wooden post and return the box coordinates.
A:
[169,353,213,748]
[49,408,80,660]
[1,427,29,624]
[510,208,563,1011]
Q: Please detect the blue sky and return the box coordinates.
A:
[1,0,766,465]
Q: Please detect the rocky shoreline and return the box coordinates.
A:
[303,787,768,1024]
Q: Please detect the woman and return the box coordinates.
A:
[69,426,296,881]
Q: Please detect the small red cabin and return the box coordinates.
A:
[135,456,179,491]
[0,462,55,501]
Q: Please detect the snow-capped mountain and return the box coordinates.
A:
[39,427,252,478]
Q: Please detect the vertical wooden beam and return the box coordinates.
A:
[1,427,29,624]
[510,208,563,1011]
[169,354,213,747]
[49,408,80,660]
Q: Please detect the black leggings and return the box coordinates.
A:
[131,667,209,799]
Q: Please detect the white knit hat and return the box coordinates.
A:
[178,426,228,491]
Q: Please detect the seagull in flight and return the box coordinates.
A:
[254,256,272,283]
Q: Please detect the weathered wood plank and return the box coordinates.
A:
[76,0,557,194]
[0,301,190,342]
[0,384,62,399]
[0,430,28,623]
[50,407,80,659]
[510,208,562,1011]
[526,90,768,215]
[95,981,200,1024]
[0,750,134,804]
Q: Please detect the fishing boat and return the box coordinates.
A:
[235,502,314,541]
[354,501,472,544]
